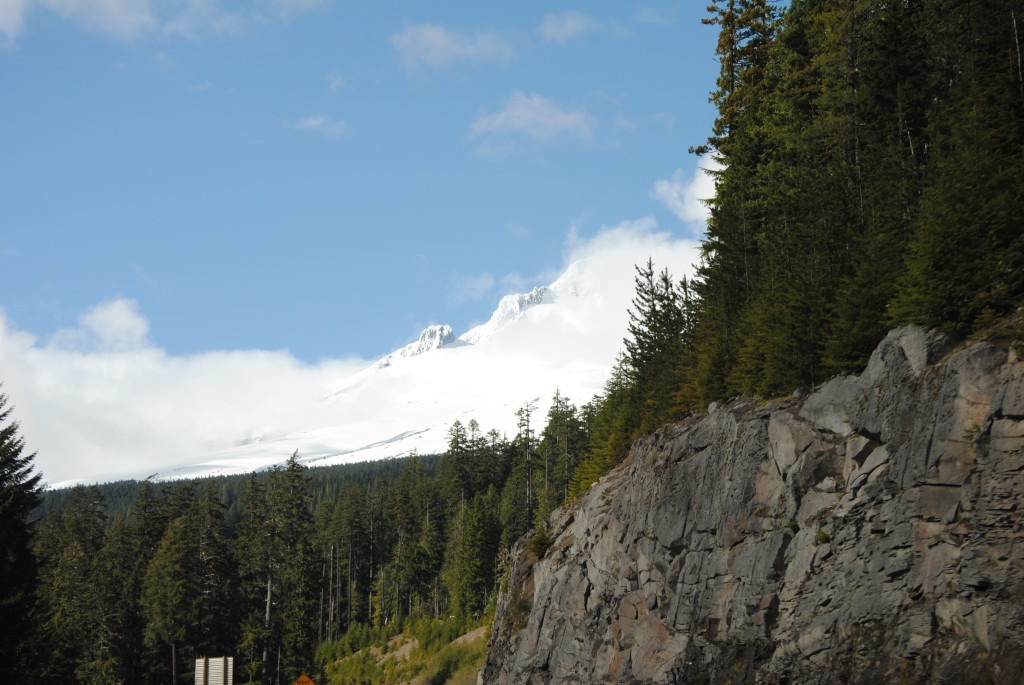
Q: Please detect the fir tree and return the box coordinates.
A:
[0,390,42,679]
[236,454,318,683]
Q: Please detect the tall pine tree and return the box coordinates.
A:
[0,390,42,679]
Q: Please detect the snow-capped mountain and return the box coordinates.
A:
[21,226,701,488]
[109,259,623,484]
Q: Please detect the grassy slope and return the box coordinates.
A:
[321,619,488,685]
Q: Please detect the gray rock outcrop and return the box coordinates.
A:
[483,327,1024,684]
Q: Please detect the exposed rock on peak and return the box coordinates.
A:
[485,327,1024,684]
[460,286,554,345]
[376,324,460,368]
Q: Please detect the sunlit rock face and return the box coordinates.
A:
[485,327,1024,684]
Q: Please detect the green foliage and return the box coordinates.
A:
[320,617,487,685]
[0,389,42,679]
[141,485,237,682]
[31,440,499,685]
[236,453,319,682]
[415,636,487,685]
[442,490,500,619]
[533,389,588,523]
[890,0,1024,335]
[528,528,552,559]
[689,0,1024,402]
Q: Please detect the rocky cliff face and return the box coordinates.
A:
[483,326,1024,684]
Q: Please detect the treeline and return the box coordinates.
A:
[35,455,442,534]
[683,0,1024,401]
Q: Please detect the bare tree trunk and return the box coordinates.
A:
[1014,12,1023,101]
[262,570,273,684]
[347,542,354,630]
[319,546,326,643]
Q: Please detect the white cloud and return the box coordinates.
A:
[651,157,722,234]
[0,0,322,44]
[0,0,30,45]
[391,23,515,70]
[297,114,347,138]
[471,91,595,146]
[48,298,150,352]
[538,11,598,43]
[0,303,369,486]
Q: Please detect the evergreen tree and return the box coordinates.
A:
[142,517,194,685]
[442,489,500,619]
[822,0,931,372]
[689,0,780,402]
[237,454,318,684]
[515,401,538,520]
[188,485,238,657]
[892,0,1024,334]
[624,261,694,429]
[0,390,42,679]
[324,483,370,639]
[436,420,472,512]
[30,486,107,683]
[534,390,587,523]
[140,484,236,684]
[84,517,141,684]
[569,360,635,498]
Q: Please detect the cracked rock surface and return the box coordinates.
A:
[483,327,1024,684]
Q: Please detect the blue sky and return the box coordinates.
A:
[1,1,719,362]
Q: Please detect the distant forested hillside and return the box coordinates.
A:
[25,403,588,684]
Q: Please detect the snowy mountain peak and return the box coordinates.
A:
[376,324,459,368]
[460,286,555,344]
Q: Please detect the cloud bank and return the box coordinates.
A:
[0,302,368,486]
[0,212,703,487]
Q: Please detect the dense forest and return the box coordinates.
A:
[5,398,589,684]
[1,0,1021,682]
